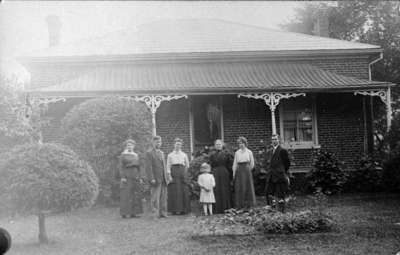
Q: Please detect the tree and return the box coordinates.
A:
[61,97,152,203]
[282,1,400,151]
[0,143,99,243]
[0,76,48,153]
[282,1,400,85]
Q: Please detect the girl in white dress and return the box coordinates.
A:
[197,163,216,216]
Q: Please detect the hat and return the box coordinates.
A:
[200,162,211,173]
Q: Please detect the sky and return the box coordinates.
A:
[0,1,311,82]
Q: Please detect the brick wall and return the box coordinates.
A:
[222,95,272,153]
[156,99,191,156]
[317,93,365,169]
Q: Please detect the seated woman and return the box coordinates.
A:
[118,139,143,218]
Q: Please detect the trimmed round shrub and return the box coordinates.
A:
[0,142,99,243]
[306,150,348,195]
[60,97,152,203]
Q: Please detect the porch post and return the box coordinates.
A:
[133,95,188,136]
[238,92,306,135]
[387,86,392,130]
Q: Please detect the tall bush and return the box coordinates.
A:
[61,97,152,203]
[382,114,400,192]
[0,143,99,243]
[306,150,348,195]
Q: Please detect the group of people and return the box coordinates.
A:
[117,134,291,218]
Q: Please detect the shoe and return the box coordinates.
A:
[159,214,168,218]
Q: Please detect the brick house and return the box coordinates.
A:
[20,19,395,172]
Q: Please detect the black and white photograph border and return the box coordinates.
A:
[0,1,400,254]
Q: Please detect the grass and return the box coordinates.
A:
[1,194,400,255]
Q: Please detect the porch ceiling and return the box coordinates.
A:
[27,62,393,96]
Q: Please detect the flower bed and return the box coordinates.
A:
[194,206,335,236]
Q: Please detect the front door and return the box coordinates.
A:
[191,96,223,153]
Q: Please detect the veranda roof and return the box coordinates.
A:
[27,62,392,97]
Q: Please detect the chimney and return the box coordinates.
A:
[46,15,62,47]
[312,9,329,37]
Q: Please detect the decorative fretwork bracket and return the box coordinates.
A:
[354,90,388,106]
[238,92,306,112]
[354,88,392,130]
[29,97,67,106]
[120,94,188,136]
[132,95,188,114]
[238,92,306,135]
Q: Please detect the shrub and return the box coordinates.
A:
[382,113,400,192]
[188,145,236,200]
[0,143,99,243]
[61,97,152,203]
[306,150,348,195]
[344,155,383,193]
[382,147,400,192]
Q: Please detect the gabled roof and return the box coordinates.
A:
[24,19,381,60]
[27,62,392,97]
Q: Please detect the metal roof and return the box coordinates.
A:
[27,62,391,96]
[24,19,381,60]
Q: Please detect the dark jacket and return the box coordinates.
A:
[264,145,290,185]
[145,148,169,185]
[118,153,141,179]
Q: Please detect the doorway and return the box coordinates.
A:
[191,95,223,153]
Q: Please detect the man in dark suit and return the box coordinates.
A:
[145,136,171,218]
[264,134,290,213]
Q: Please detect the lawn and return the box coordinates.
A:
[1,194,400,255]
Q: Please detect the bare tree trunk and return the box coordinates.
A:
[38,212,48,244]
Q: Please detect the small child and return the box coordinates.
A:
[197,163,216,216]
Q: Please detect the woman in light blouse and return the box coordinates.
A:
[232,136,256,209]
[167,138,191,215]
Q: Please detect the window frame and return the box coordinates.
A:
[278,95,319,149]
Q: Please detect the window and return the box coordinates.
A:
[279,97,318,148]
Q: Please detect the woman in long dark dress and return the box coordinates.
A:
[232,136,256,209]
[167,138,191,215]
[118,139,143,218]
[209,139,233,214]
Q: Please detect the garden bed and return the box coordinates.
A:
[193,206,335,236]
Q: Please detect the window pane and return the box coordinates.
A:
[282,101,314,143]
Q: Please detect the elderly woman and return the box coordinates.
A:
[232,136,256,209]
[209,139,233,214]
[167,138,191,215]
[118,139,143,218]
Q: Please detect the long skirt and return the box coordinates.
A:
[212,166,232,214]
[120,178,143,216]
[234,163,256,209]
[168,164,190,214]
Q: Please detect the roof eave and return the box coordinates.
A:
[18,48,383,65]
[25,83,395,98]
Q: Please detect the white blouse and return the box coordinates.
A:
[232,148,255,175]
[166,150,189,173]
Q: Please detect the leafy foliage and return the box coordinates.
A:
[61,97,152,203]
[306,150,348,195]
[381,113,400,192]
[0,143,99,215]
[0,77,47,153]
[345,155,384,193]
[197,206,334,235]
[281,1,400,111]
